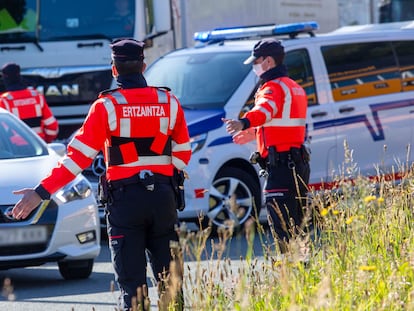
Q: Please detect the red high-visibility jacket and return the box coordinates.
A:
[244,77,307,157]
[0,89,59,143]
[40,87,191,195]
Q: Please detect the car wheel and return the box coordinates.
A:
[206,167,261,231]
[58,259,94,280]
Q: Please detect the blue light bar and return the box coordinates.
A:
[194,21,319,43]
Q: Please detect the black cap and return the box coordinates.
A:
[243,38,285,64]
[1,63,20,79]
[110,38,145,62]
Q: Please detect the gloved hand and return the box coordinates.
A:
[232,128,255,144]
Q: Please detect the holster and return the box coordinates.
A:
[301,144,311,162]
[249,151,267,170]
[173,169,186,211]
[268,146,278,167]
[98,174,109,205]
[249,151,268,177]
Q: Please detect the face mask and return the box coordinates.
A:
[253,62,265,77]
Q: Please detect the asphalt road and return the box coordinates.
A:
[0,229,268,311]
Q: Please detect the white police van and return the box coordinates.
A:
[145,20,414,230]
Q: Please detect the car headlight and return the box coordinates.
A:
[55,177,92,204]
[190,133,207,154]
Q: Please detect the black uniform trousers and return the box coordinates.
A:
[106,178,180,310]
[264,148,310,250]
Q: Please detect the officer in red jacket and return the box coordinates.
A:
[0,63,59,143]
[223,38,310,254]
[11,38,191,310]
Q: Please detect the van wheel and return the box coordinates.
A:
[58,259,94,280]
[206,167,261,231]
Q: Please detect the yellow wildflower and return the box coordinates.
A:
[320,208,329,217]
[363,195,376,203]
[273,260,283,268]
[345,216,354,225]
[359,265,377,271]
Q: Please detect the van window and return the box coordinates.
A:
[285,49,317,106]
[394,40,414,92]
[321,42,401,101]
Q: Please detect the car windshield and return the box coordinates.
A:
[0,113,48,159]
[145,51,251,109]
[0,0,135,42]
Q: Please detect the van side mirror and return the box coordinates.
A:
[153,0,171,33]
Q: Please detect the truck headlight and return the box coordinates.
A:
[55,177,92,204]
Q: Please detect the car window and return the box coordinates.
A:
[146,52,251,109]
[394,40,414,92]
[0,114,48,159]
[285,49,318,106]
[321,41,401,101]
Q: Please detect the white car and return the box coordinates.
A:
[145,21,414,230]
[0,108,100,279]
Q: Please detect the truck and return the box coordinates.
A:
[0,0,172,140]
[379,0,414,23]
[337,0,414,25]
[0,0,340,141]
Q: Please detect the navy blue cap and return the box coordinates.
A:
[1,63,20,78]
[110,38,145,62]
[244,38,285,64]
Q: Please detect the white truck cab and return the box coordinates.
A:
[145,21,414,230]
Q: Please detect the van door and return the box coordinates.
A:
[321,40,413,181]
[285,47,337,189]
[395,40,414,169]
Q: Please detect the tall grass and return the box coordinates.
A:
[173,147,414,310]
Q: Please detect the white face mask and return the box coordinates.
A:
[253,62,265,77]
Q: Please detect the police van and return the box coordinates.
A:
[145,20,414,230]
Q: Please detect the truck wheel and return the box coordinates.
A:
[58,259,94,280]
[206,167,261,231]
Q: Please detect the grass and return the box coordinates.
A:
[167,146,414,310]
[177,188,414,311]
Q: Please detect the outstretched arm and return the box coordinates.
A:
[232,128,256,144]
[11,188,42,220]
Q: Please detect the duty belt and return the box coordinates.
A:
[108,170,171,191]
[275,148,302,162]
[267,146,303,169]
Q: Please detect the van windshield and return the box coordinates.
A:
[145,52,251,109]
[0,0,135,42]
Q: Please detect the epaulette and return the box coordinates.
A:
[99,88,120,97]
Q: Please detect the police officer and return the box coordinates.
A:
[0,63,59,143]
[223,38,310,253]
[11,38,191,310]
